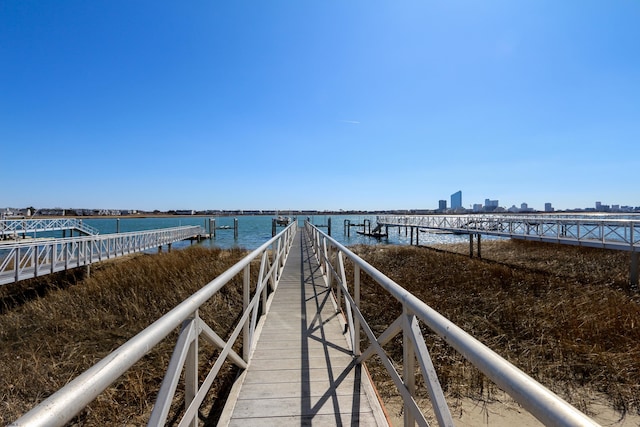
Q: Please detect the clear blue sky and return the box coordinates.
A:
[2,1,639,211]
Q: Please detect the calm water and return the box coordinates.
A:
[82,215,477,251]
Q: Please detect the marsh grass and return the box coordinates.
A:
[349,240,640,416]
[0,246,251,426]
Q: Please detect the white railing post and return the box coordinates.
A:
[354,264,361,357]
[243,264,251,361]
[184,313,199,427]
[402,306,416,427]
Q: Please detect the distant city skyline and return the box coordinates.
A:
[3,196,640,217]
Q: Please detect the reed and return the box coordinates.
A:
[0,246,250,426]
[349,239,640,416]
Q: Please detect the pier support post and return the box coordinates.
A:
[234,218,239,239]
[416,228,420,246]
[168,243,172,252]
[477,234,482,258]
[86,264,91,278]
[212,219,216,238]
[327,217,332,236]
[410,227,414,245]
[469,234,474,258]
[631,252,639,288]
[116,218,120,234]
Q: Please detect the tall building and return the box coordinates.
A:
[484,199,499,211]
[451,191,462,209]
[438,200,447,211]
[545,203,554,212]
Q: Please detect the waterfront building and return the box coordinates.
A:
[451,191,462,210]
[438,200,447,211]
[484,199,499,211]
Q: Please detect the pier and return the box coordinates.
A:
[12,222,599,426]
[377,214,640,286]
[0,226,204,286]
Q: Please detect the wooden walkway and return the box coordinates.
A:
[220,228,388,426]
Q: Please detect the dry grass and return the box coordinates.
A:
[349,239,640,416]
[0,246,251,426]
[2,239,639,424]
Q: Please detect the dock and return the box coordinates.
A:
[220,229,388,426]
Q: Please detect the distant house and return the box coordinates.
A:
[175,210,196,215]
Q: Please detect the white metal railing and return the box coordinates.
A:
[0,226,202,285]
[377,214,640,252]
[10,221,297,427]
[0,218,99,237]
[305,222,598,427]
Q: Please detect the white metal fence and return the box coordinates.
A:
[10,221,297,427]
[377,214,640,251]
[0,218,99,237]
[0,226,204,285]
[306,221,598,427]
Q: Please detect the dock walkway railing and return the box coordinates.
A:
[0,218,99,237]
[377,214,640,251]
[306,221,598,427]
[10,221,297,427]
[0,226,203,285]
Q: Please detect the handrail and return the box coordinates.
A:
[0,226,205,286]
[0,218,99,236]
[377,214,640,251]
[305,221,599,427]
[10,221,297,427]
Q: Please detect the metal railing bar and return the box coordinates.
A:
[199,321,247,370]
[405,313,454,427]
[356,312,403,365]
[149,318,199,426]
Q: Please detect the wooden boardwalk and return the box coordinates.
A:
[220,228,388,426]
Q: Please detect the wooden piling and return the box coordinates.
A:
[469,234,474,258]
[631,252,639,288]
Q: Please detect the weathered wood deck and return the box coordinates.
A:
[220,228,388,426]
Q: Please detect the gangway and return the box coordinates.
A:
[11,222,600,426]
[0,226,203,286]
[377,214,640,285]
[0,218,99,238]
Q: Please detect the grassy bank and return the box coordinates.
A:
[350,239,640,417]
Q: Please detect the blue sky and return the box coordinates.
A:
[1,1,639,211]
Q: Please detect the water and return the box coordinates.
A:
[81,215,478,251]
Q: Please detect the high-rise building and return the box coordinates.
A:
[438,200,447,211]
[545,203,554,212]
[484,199,499,211]
[451,191,462,209]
